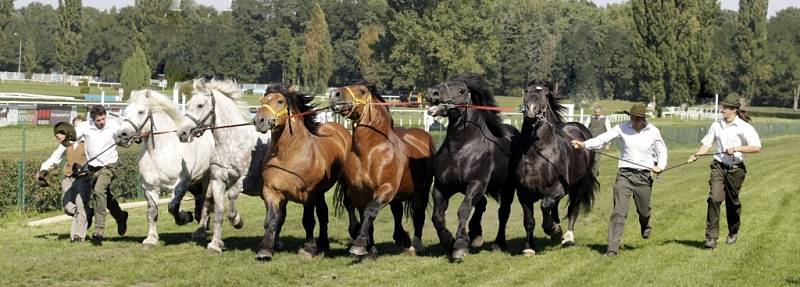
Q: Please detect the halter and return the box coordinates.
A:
[123,110,155,147]
[184,92,216,137]
[342,86,373,125]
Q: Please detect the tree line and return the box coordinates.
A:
[0,0,798,110]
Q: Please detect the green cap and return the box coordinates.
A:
[53,122,77,142]
[624,103,648,118]
[721,93,741,108]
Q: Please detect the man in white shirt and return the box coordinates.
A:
[571,103,668,257]
[69,105,128,241]
[688,94,761,249]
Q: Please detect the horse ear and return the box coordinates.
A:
[145,90,151,98]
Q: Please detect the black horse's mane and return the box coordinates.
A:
[526,80,566,125]
[449,72,506,138]
[265,84,321,135]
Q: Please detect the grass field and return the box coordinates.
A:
[0,81,109,98]
[0,135,798,286]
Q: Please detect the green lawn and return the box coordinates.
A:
[0,135,798,286]
[0,81,110,98]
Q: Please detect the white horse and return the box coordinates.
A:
[116,89,216,247]
[177,79,272,254]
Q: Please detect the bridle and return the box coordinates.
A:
[184,92,216,137]
[123,109,155,147]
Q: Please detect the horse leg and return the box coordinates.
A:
[517,189,537,256]
[410,181,430,255]
[390,201,411,250]
[300,203,318,258]
[468,195,487,248]
[256,193,286,261]
[142,186,160,248]
[344,194,361,243]
[206,179,226,255]
[493,184,515,252]
[315,198,330,253]
[540,197,561,241]
[563,192,580,247]
[350,197,383,256]
[193,180,213,242]
[452,182,487,260]
[168,180,193,226]
[431,185,454,251]
[226,181,244,229]
[190,183,205,223]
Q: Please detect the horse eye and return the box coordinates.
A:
[278,100,284,104]
[458,88,465,94]
[198,104,204,108]
[138,111,145,115]
[360,89,366,94]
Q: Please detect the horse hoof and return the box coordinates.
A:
[491,243,507,253]
[452,248,468,260]
[561,240,575,247]
[255,254,272,262]
[523,248,536,257]
[470,235,484,248]
[298,248,315,259]
[192,230,208,242]
[410,237,423,255]
[206,247,222,256]
[276,241,285,251]
[367,246,378,261]
[176,211,193,226]
[142,243,157,250]
[232,215,244,229]
[349,245,368,256]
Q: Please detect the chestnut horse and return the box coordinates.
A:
[252,85,351,261]
[330,83,435,258]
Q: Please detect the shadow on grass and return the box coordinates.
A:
[34,233,71,241]
[661,239,709,250]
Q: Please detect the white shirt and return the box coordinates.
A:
[701,116,761,165]
[584,121,668,170]
[39,139,86,171]
[75,119,120,167]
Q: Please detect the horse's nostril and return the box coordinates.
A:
[334,92,341,98]
[432,92,440,98]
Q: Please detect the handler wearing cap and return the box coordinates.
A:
[38,116,92,241]
[570,103,668,257]
[688,94,761,249]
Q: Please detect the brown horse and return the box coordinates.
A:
[252,85,351,261]
[330,83,435,257]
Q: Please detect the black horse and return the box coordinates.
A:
[426,72,519,260]
[515,81,598,255]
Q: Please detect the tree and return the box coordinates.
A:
[0,0,12,43]
[301,3,333,94]
[22,37,37,76]
[56,0,83,75]
[120,46,151,99]
[733,0,769,107]
[357,24,381,82]
[764,8,800,109]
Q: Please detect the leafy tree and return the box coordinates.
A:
[0,0,12,43]
[301,3,333,94]
[733,0,769,107]
[120,46,150,99]
[357,24,381,82]
[22,36,36,76]
[56,0,83,75]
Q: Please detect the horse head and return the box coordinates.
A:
[330,83,379,121]
[117,97,151,147]
[425,80,470,117]
[178,79,216,143]
[522,81,561,124]
[254,91,291,134]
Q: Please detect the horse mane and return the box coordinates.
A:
[193,78,251,119]
[449,72,506,138]
[265,84,321,135]
[129,89,183,124]
[527,80,566,125]
[353,81,386,103]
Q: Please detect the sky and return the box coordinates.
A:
[13,0,799,17]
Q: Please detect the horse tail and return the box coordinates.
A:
[333,181,349,217]
[568,149,600,217]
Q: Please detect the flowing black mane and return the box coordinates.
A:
[266,85,321,135]
[449,72,506,138]
[527,80,566,125]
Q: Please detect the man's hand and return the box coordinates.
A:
[571,140,585,149]
[725,147,737,155]
[37,170,49,187]
[688,154,699,163]
[651,166,663,174]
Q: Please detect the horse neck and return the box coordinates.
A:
[146,111,181,151]
[524,116,560,146]
[273,114,312,158]
[356,105,393,134]
[445,109,486,142]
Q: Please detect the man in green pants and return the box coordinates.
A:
[688,94,761,249]
[571,103,668,257]
[71,105,128,242]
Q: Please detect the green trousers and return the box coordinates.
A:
[706,160,746,240]
[607,168,653,253]
[89,164,124,232]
